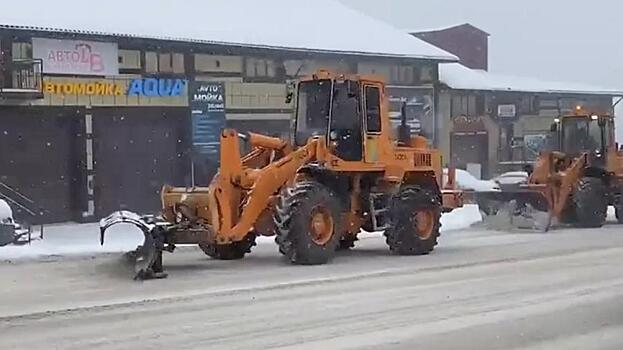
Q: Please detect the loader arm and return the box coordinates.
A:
[552,153,587,219]
[210,130,325,243]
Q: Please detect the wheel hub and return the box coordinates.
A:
[414,210,435,240]
[310,206,334,245]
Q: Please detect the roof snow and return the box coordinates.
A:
[440,63,623,96]
[0,0,457,61]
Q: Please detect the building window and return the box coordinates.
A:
[390,65,415,85]
[365,86,381,132]
[11,42,32,60]
[145,51,185,74]
[246,58,276,78]
[452,94,475,116]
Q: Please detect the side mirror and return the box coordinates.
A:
[284,81,295,104]
[550,123,558,132]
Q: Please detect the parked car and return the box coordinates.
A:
[492,171,529,191]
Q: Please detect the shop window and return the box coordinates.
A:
[365,86,381,132]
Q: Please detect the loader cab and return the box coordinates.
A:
[293,74,385,163]
[555,114,615,166]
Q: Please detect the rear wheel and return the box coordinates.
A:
[384,186,442,255]
[274,181,341,264]
[199,234,257,260]
[572,177,607,228]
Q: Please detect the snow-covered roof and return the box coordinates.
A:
[0,0,457,61]
[440,63,623,96]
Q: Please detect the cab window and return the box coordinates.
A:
[364,86,381,133]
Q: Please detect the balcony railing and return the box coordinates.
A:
[0,58,43,98]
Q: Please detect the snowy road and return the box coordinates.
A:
[2,220,623,349]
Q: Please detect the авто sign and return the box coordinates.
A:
[33,38,119,76]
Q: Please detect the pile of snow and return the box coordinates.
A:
[0,199,12,223]
[443,168,500,192]
[439,204,482,231]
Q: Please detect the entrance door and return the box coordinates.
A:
[450,132,489,178]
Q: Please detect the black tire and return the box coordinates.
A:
[199,234,257,260]
[337,236,358,251]
[384,186,442,255]
[274,181,341,264]
[616,202,623,224]
[572,177,607,228]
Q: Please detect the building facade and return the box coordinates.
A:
[410,23,622,179]
[436,80,617,179]
[0,27,450,224]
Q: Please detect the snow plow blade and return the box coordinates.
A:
[99,211,171,280]
[475,190,552,232]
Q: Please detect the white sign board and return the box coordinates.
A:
[33,38,119,76]
[497,104,517,118]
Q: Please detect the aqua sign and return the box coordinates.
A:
[127,78,187,97]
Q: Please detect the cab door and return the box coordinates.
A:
[328,81,363,161]
[363,84,383,164]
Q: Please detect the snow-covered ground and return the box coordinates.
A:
[0,204,484,260]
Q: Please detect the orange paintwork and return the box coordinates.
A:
[158,70,462,245]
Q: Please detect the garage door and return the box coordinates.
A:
[451,132,489,178]
[0,107,82,224]
[92,107,191,217]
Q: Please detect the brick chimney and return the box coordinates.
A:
[411,23,489,71]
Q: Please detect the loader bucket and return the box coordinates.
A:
[475,190,552,232]
[99,211,169,279]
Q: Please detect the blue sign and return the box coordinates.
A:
[189,82,226,158]
[127,78,187,97]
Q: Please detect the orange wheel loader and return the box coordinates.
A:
[479,109,623,232]
[99,70,463,280]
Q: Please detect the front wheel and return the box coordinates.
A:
[274,181,341,264]
[572,177,607,228]
[199,234,257,260]
[384,186,442,255]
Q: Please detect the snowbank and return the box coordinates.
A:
[0,205,484,260]
[0,199,12,222]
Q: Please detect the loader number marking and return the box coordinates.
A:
[395,154,407,161]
